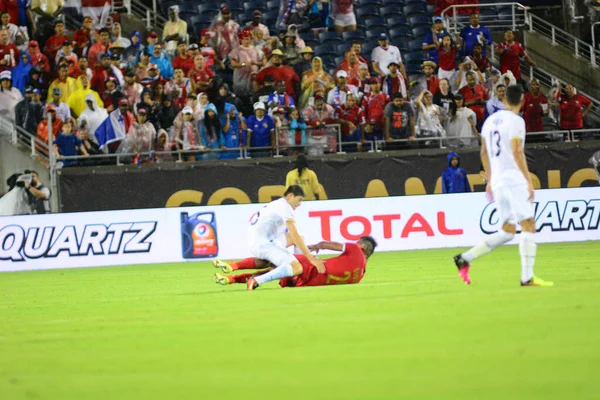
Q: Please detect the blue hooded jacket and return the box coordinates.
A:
[442,152,471,194]
[13,51,32,95]
[220,103,246,159]
[150,52,174,79]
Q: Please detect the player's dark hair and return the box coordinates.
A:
[359,236,378,258]
[284,185,305,197]
[506,84,524,107]
[296,154,309,176]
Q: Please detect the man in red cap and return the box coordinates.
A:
[255,49,299,97]
[44,20,68,67]
[88,27,110,68]
[210,5,240,60]
[36,104,63,154]
[361,76,390,140]
[171,41,194,75]
[146,31,159,50]
[0,28,18,72]
[199,30,219,69]
[73,16,93,55]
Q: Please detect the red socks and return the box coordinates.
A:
[231,258,256,271]
[231,273,253,284]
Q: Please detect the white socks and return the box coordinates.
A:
[519,232,536,283]
[255,264,294,286]
[462,230,515,263]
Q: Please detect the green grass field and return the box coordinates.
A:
[1,242,599,399]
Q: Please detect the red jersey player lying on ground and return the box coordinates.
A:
[213,236,377,288]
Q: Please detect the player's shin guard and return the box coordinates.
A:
[254,264,294,286]
[519,232,536,283]
[462,230,514,263]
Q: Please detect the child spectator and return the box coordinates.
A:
[335,93,365,149]
[76,123,101,164]
[155,129,175,163]
[361,77,390,139]
[470,43,490,77]
[442,152,471,193]
[437,34,460,81]
[220,103,247,159]
[174,106,203,161]
[282,107,306,154]
[54,120,88,167]
[496,29,536,89]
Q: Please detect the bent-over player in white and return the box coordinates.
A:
[453,84,553,287]
[245,185,325,291]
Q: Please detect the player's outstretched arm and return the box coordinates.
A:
[308,241,344,253]
[286,220,326,272]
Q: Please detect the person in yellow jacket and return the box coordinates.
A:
[46,64,78,104]
[67,74,104,118]
[285,154,323,200]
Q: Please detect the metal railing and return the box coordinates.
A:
[442,3,599,67]
[127,0,166,31]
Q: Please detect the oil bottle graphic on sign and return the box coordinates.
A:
[181,212,219,258]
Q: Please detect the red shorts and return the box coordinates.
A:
[279,255,323,288]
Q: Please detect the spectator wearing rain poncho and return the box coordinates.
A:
[0,70,23,121]
[123,31,143,70]
[120,107,156,162]
[174,105,203,161]
[220,103,247,159]
[200,103,223,160]
[77,93,108,145]
[163,5,187,56]
[12,50,32,95]
[68,75,104,118]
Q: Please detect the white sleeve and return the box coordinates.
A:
[509,117,526,141]
[371,47,379,63]
[39,187,50,199]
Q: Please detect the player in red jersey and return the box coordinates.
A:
[213,236,377,288]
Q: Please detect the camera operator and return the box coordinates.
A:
[23,170,50,214]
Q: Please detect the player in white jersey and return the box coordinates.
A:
[453,85,553,287]
[229,185,324,291]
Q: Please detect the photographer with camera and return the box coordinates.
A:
[23,170,50,214]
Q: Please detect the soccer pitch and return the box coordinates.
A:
[1,242,599,400]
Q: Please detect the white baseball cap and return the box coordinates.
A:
[253,102,266,111]
[336,70,348,78]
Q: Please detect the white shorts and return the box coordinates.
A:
[493,184,534,225]
[249,241,296,267]
[438,68,456,82]
[334,13,357,27]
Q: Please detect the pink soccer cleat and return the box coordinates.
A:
[453,255,472,285]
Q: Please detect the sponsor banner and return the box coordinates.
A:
[58,144,600,212]
[1,188,598,272]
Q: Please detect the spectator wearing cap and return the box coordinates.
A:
[101,77,126,113]
[302,91,336,156]
[123,30,143,70]
[331,0,356,35]
[145,31,159,52]
[459,71,487,130]
[371,33,407,83]
[210,5,240,61]
[111,22,130,48]
[282,31,301,66]
[327,70,358,108]
[230,30,264,98]
[46,62,76,103]
[410,61,440,99]
[294,46,314,80]
[189,54,214,95]
[384,92,416,149]
[361,77,389,140]
[496,29,535,90]
[246,101,275,157]
[355,63,371,101]
[423,16,451,65]
[336,50,364,88]
[91,52,121,94]
[383,61,408,101]
[334,93,365,148]
[68,74,103,118]
[267,80,295,114]
[445,93,478,147]
[553,82,593,131]
[150,43,173,79]
[36,103,62,153]
[164,66,190,110]
[172,42,194,76]
[0,28,18,72]
[299,56,334,110]
[134,49,151,82]
[73,16,93,55]
[94,97,134,153]
[43,20,67,66]
[246,10,270,39]
[141,63,167,90]
[27,40,49,71]
[173,105,202,161]
[255,49,300,99]
[287,25,305,48]
[460,13,491,57]
[199,31,219,70]
[521,78,549,133]
[162,5,187,57]
[15,86,43,133]
[53,119,88,167]
[45,86,70,121]
[88,27,110,69]
[437,34,460,82]
[454,56,484,91]
[123,107,157,161]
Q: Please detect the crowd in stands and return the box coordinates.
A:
[0,0,595,166]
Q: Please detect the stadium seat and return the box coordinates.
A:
[405,63,422,74]
[427,4,436,14]
[403,4,427,17]
[366,28,389,41]
[342,30,366,42]
[225,1,244,13]
[379,6,403,18]
[388,27,413,41]
[159,1,176,16]
[301,31,317,42]
[178,3,198,13]
[319,31,343,44]
[320,55,336,68]
[357,0,383,7]
[198,3,220,14]
[411,26,430,39]
[382,0,405,6]
[409,15,432,28]
[392,40,409,53]
[362,41,380,57]
[356,7,381,19]
[365,18,387,30]
[335,56,345,66]
[405,0,427,5]
[387,16,409,29]
[266,0,280,11]
[243,1,267,13]
[315,44,338,57]
[403,52,426,65]
[337,43,352,55]
[408,39,424,52]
